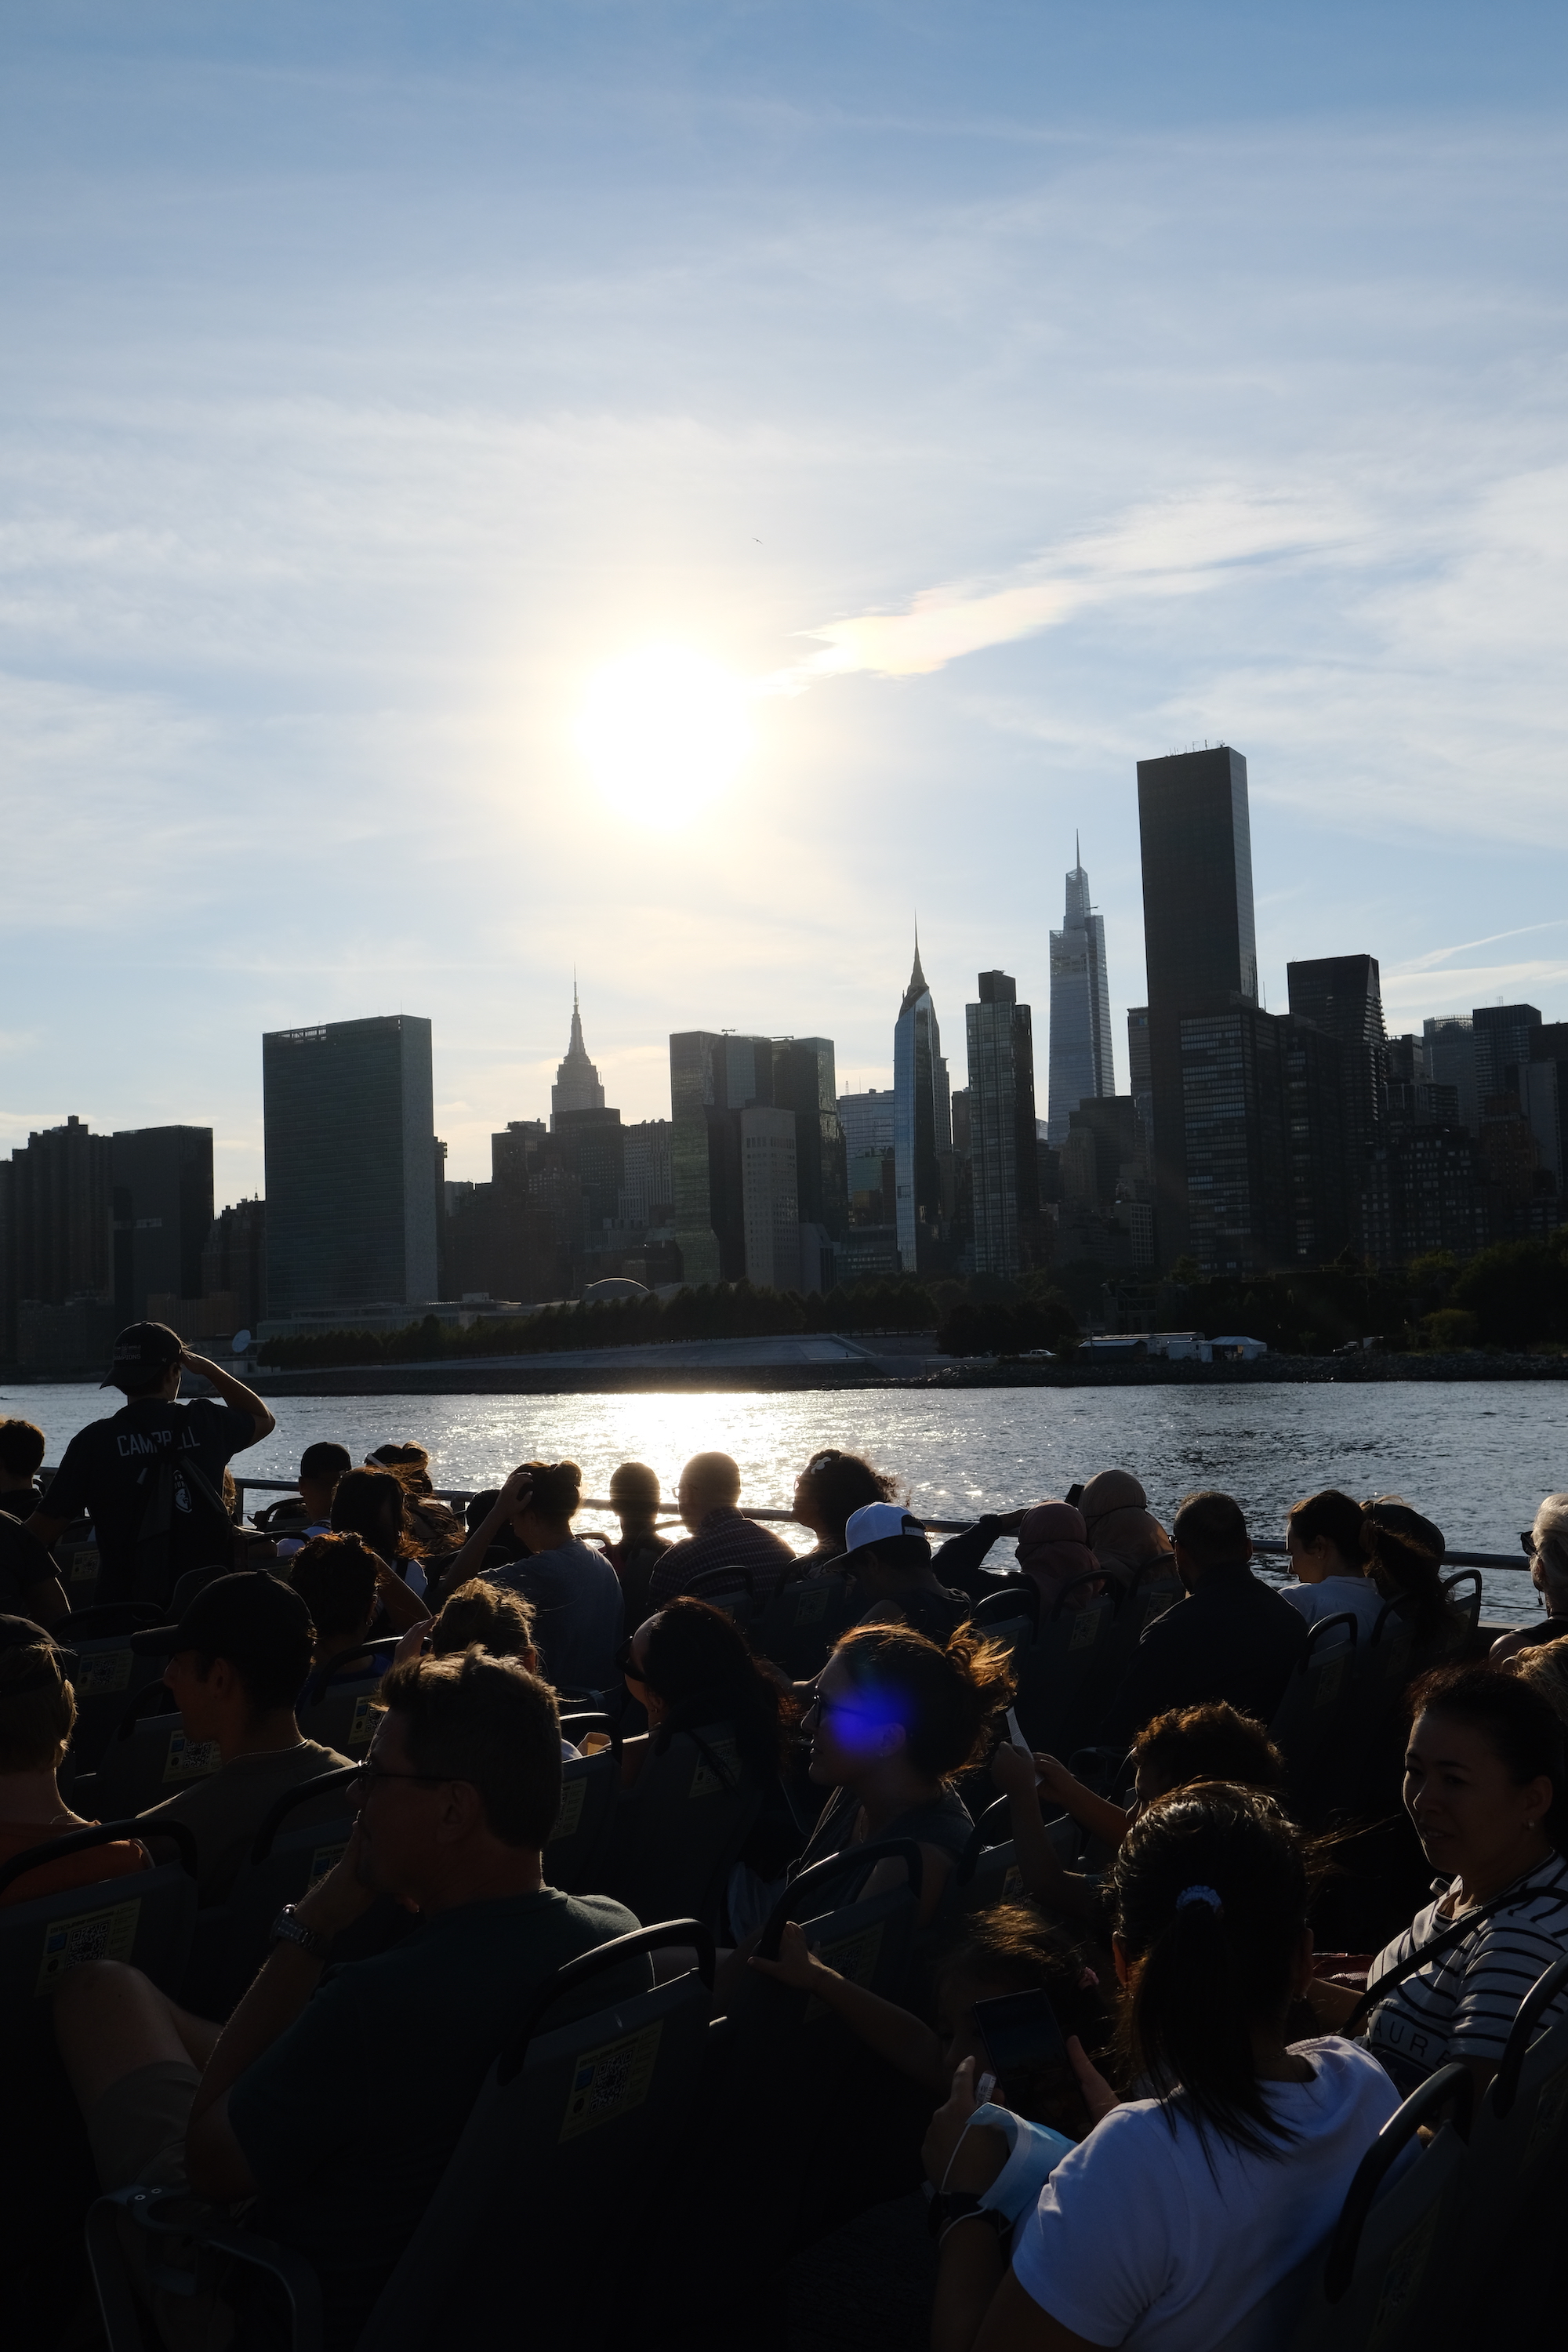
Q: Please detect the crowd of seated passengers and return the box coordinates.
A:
[11,1407,1568,2346]
[53,1648,641,2351]
[925,1783,1410,2352]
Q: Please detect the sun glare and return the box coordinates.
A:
[575,646,753,824]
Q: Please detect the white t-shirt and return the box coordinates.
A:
[1011,2039,1400,2352]
[1280,1574,1385,1648]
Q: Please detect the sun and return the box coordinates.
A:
[575,646,753,823]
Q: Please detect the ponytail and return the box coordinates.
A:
[1109,1784,1308,2160]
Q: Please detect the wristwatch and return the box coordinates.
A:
[268,1903,331,1962]
[927,2190,1011,2244]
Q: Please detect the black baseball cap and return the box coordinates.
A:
[0,1613,77,1680]
[130,1570,314,1666]
[101,1321,184,1388]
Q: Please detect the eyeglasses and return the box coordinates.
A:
[801,1689,880,1728]
[614,1636,648,1683]
[1522,1534,1539,1559]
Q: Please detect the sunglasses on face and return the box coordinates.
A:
[1522,1534,1539,1558]
[615,1636,648,1682]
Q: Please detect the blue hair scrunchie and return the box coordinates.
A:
[1176,1884,1223,1911]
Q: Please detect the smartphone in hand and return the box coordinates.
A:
[972,1987,1069,2082]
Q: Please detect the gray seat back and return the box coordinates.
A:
[1447,1955,1568,2306]
[1268,1614,1359,1821]
[946,1794,1082,1918]
[752,1573,857,1679]
[354,1924,713,2351]
[542,1713,620,1895]
[1288,2063,1474,2352]
[598,1720,765,1928]
[66,1620,171,1769]
[0,1820,198,2008]
[95,1699,221,1820]
[197,1766,361,2014]
[1013,1588,1116,1750]
[296,1643,399,1758]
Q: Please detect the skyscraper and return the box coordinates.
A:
[669,1029,773,1284]
[0,1114,114,1364]
[892,935,952,1273]
[1286,955,1386,1249]
[111,1126,215,1324]
[1474,1003,1542,1110]
[1137,746,1259,1265]
[965,971,1040,1279]
[837,1089,895,1161]
[550,985,606,1127]
[771,1037,848,1242]
[1127,1008,1152,1155]
[263,1014,438,1317]
[1047,842,1114,1142]
[1423,1016,1479,1131]
[741,1107,800,1290]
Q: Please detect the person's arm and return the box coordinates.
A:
[858,1838,956,1925]
[372,1562,431,1634]
[1302,1976,1364,2031]
[986,1747,1101,1920]
[748,1918,949,2092]
[931,1513,1026,1602]
[430,1468,531,1603]
[1031,1755,1131,1849]
[929,2057,1120,2352]
[185,1824,377,2200]
[182,1351,275,1446]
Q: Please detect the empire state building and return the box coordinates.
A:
[550,985,607,1128]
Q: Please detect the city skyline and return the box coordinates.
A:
[2,8,1566,1204]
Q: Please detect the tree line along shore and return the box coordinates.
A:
[250,1231,1568,1374]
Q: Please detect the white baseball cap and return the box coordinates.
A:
[844,1503,930,1557]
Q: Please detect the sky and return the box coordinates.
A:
[2,2,1566,1200]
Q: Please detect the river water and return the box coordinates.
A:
[5,1378,1559,1625]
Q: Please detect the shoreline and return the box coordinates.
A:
[222,1345,1568,1399]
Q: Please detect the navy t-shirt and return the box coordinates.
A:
[42,1396,256,1604]
[229,1888,644,2347]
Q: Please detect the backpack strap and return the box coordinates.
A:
[1347,1873,1568,2034]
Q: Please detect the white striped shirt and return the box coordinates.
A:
[1367,1854,1568,2090]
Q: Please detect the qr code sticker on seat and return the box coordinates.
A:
[163,1732,223,1784]
[349,1697,377,1747]
[560,2021,663,2141]
[36,1899,141,1995]
[77,1650,132,1696]
[550,1777,587,1841]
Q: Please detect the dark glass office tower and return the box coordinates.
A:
[772,1037,848,1243]
[263,1014,437,1316]
[1285,955,1385,1250]
[1137,746,1258,1265]
[670,1030,773,1283]
[1474,1004,1542,1110]
[111,1126,214,1323]
[964,971,1040,1279]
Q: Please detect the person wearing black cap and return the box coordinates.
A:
[21,1322,276,1611]
[132,1573,351,1904]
